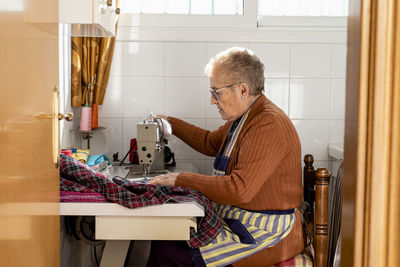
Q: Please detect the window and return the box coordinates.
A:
[259,0,348,17]
[118,0,256,28]
[118,0,347,28]
[258,0,348,28]
[120,0,243,15]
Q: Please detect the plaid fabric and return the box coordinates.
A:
[60,191,107,202]
[60,176,92,192]
[59,154,222,248]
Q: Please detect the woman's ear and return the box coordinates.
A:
[241,83,250,97]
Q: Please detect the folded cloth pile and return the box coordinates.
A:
[71,149,90,163]
[59,154,222,248]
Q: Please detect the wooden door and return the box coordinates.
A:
[344,0,400,265]
[0,3,60,267]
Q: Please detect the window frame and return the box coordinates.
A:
[257,16,348,28]
[117,0,348,29]
[118,0,257,28]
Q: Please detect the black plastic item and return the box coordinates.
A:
[113,152,120,162]
[75,216,105,246]
[64,216,105,246]
[164,145,176,167]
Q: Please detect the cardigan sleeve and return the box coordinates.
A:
[175,114,289,205]
[167,117,229,157]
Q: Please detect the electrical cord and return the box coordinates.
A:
[92,233,105,267]
[119,139,137,166]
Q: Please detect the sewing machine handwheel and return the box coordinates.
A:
[164,145,173,163]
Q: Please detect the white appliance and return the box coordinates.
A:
[59,0,119,37]
[24,0,119,37]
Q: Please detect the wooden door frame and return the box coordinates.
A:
[343,0,400,265]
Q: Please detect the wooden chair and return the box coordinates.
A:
[273,154,330,267]
[303,154,330,267]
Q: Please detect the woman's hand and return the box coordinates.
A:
[156,114,172,139]
[149,172,180,186]
[156,114,168,121]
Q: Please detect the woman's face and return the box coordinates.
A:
[209,68,247,121]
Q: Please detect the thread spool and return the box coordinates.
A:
[60,149,72,157]
[91,104,98,129]
[80,106,92,132]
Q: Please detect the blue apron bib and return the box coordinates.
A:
[194,102,296,267]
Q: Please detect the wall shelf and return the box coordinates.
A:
[70,127,106,149]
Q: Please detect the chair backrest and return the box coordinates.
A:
[303,154,330,267]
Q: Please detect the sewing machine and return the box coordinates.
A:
[130,115,175,179]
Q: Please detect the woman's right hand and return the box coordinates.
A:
[156,114,168,121]
[156,115,172,139]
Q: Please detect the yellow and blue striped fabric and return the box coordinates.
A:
[199,205,295,267]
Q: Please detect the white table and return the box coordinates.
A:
[60,202,204,267]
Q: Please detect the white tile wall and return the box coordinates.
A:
[165,43,206,76]
[98,76,123,118]
[165,77,207,118]
[331,78,346,119]
[76,36,346,174]
[203,158,215,176]
[264,78,289,115]
[290,79,330,119]
[176,159,210,177]
[293,120,330,161]
[290,44,332,78]
[123,42,164,76]
[89,119,123,158]
[313,160,332,174]
[169,119,207,160]
[110,42,123,77]
[249,44,290,78]
[331,45,347,78]
[122,77,164,117]
[206,118,226,131]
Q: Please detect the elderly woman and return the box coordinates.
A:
[148,47,304,267]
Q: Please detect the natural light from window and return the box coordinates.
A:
[259,0,348,16]
[120,0,244,15]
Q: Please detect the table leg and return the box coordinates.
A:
[100,240,131,267]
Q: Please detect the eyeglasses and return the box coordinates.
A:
[209,82,243,101]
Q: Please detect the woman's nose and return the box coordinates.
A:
[211,95,218,105]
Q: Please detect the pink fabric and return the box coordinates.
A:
[60,191,107,202]
[272,251,313,267]
[274,257,295,267]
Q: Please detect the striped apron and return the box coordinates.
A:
[194,104,296,267]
